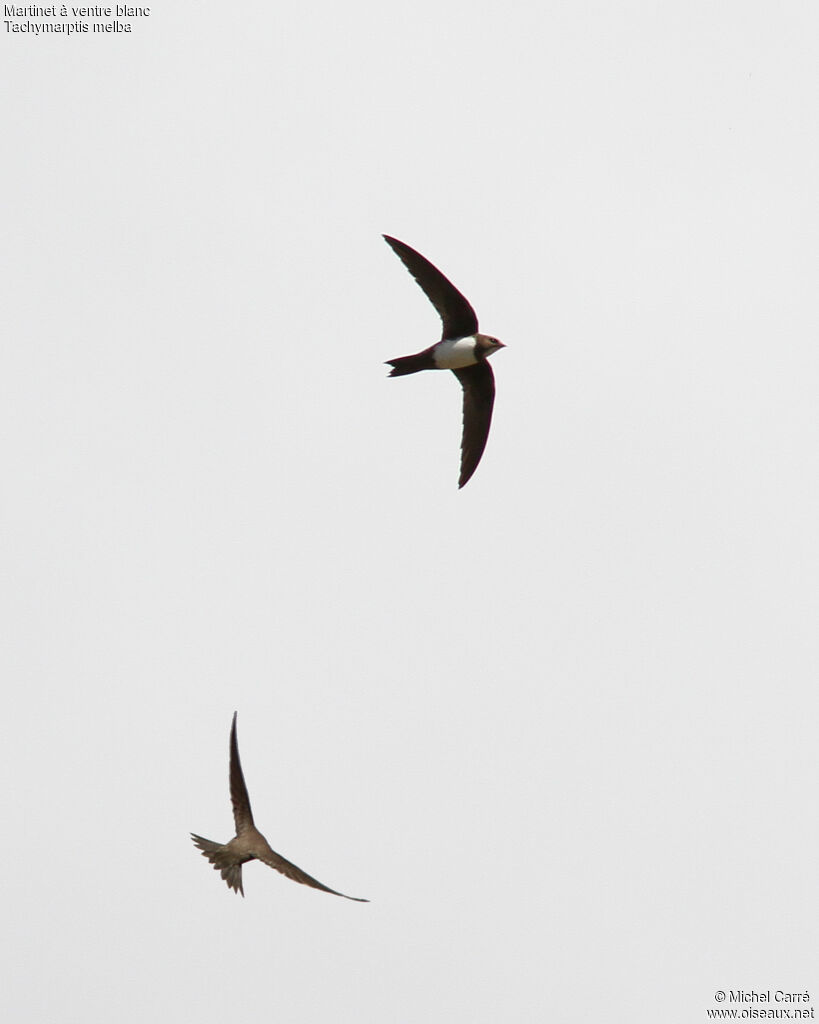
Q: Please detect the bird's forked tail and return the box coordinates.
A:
[385,353,431,376]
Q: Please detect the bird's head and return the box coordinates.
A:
[475,335,506,359]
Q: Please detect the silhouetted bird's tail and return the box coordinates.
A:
[191,834,244,896]
[386,353,433,376]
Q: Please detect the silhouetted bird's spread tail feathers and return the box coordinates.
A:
[190,834,244,896]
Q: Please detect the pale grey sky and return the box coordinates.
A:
[2,2,818,1021]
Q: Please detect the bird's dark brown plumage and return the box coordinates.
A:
[453,362,496,489]
[229,713,254,836]
[383,234,478,341]
[383,234,504,488]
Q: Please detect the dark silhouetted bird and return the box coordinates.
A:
[383,234,505,488]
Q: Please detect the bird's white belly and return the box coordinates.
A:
[432,336,478,369]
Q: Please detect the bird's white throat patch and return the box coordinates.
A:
[432,336,479,370]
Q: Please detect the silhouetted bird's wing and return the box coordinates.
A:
[229,712,255,835]
[453,362,496,488]
[383,235,478,340]
[257,846,369,902]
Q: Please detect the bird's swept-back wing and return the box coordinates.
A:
[256,846,369,902]
[229,712,255,835]
[453,362,496,488]
[383,235,479,341]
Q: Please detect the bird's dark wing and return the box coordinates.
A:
[256,846,369,902]
[383,235,479,340]
[229,712,255,835]
[453,362,496,488]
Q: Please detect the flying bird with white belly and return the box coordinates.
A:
[383,234,506,488]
